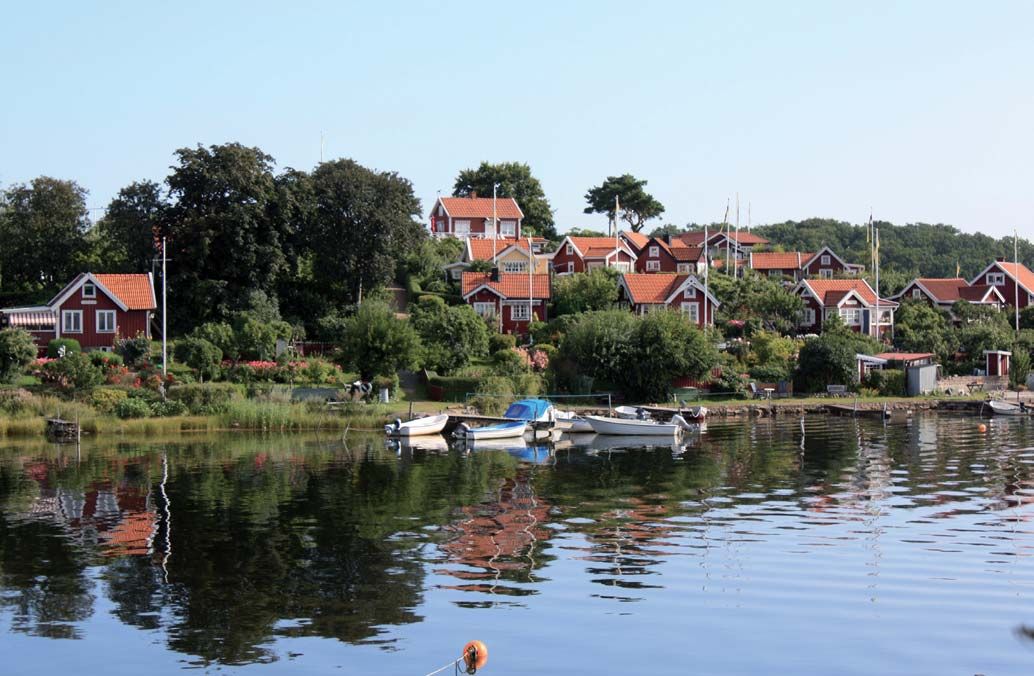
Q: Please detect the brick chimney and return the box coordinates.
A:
[470,191,478,199]
[490,267,500,282]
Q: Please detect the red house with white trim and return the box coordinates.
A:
[429,195,523,240]
[461,271,551,335]
[889,277,1005,320]
[749,246,864,282]
[619,230,651,256]
[617,274,719,328]
[1,273,156,354]
[794,278,896,337]
[550,236,636,275]
[635,237,707,275]
[678,230,770,259]
[970,259,1034,310]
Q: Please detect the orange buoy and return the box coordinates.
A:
[978,423,987,432]
[463,640,488,672]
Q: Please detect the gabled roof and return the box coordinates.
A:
[872,352,936,362]
[796,278,897,308]
[561,236,636,261]
[678,230,769,247]
[466,238,531,261]
[619,273,720,307]
[435,196,523,220]
[959,285,1005,303]
[461,272,551,300]
[642,237,705,263]
[802,246,851,270]
[620,230,651,251]
[750,252,810,270]
[971,260,1034,296]
[48,273,157,311]
[892,278,1003,305]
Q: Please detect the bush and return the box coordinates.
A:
[167,382,244,414]
[150,399,188,417]
[491,348,527,376]
[115,333,152,367]
[90,387,129,415]
[866,369,906,396]
[372,373,400,396]
[46,338,81,358]
[489,333,517,353]
[115,397,152,419]
[470,376,515,415]
[88,351,124,368]
[710,369,749,395]
[1,328,38,383]
[39,353,103,393]
[1010,350,1030,390]
[427,375,481,401]
[226,363,256,384]
[301,358,335,384]
[749,363,790,384]
[532,344,557,360]
[174,337,222,382]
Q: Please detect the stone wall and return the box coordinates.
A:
[937,375,1008,393]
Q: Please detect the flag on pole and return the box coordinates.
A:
[956,260,961,278]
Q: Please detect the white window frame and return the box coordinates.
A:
[511,304,531,321]
[612,261,630,272]
[502,261,527,274]
[912,288,922,299]
[62,310,83,333]
[801,308,815,325]
[500,220,516,237]
[649,245,660,258]
[96,309,116,333]
[839,308,861,325]
[820,255,831,265]
[566,243,574,255]
[683,287,697,299]
[819,269,833,280]
[768,269,782,278]
[646,260,661,272]
[473,302,496,318]
[987,272,1005,285]
[450,269,463,280]
[82,282,96,299]
[454,220,471,237]
[681,302,699,323]
[677,263,691,274]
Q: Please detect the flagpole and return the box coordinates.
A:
[528,235,534,339]
[735,192,740,276]
[161,237,167,379]
[724,198,731,275]
[703,219,709,303]
[874,227,880,339]
[492,183,498,261]
[613,195,620,268]
[1016,229,1021,333]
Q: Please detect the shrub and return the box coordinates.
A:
[470,376,515,415]
[115,333,152,367]
[88,351,124,368]
[115,397,152,419]
[867,369,906,397]
[174,337,222,382]
[491,348,527,376]
[302,358,334,384]
[515,373,545,397]
[90,387,129,415]
[226,363,256,384]
[749,363,790,384]
[373,373,400,396]
[489,333,517,353]
[1,328,38,383]
[150,399,188,417]
[1011,350,1030,390]
[710,369,749,395]
[167,383,244,414]
[46,338,81,358]
[40,353,103,393]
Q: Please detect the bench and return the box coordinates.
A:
[826,384,849,397]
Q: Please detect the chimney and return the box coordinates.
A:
[470,191,478,199]
[490,267,500,282]
[996,256,1006,262]
[663,234,672,245]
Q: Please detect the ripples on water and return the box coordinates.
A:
[0,414,1032,675]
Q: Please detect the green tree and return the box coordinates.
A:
[552,267,620,316]
[564,227,608,238]
[584,174,665,233]
[163,143,285,331]
[174,337,222,383]
[893,299,952,358]
[620,311,719,401]
[1020,306,1034,330]
[793,334,859,394]
[1010,350,1030,389]
[555,310,638,391]
[189,322,237,361]
[339,302,422,380]
[94,180,166,273]
[453,161,556,240]
[713,274,804,335]
[0,177,90,296]
[410,295,489,374]
[648,223,683,238]
[0,328,37,383]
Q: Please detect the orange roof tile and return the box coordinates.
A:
[992,261,1034,295]
[620,274,688,304]
[620,231,651,250]
[567,236,627,259]
[958,285,999,302]
[467,238,531,261]
[872,352,936,362]
[801,278,896,307]
[750,252,810,270]
[439,196,522,220]
[93,274,156,310]
[670,246,704,262]
[913,278,968,302]
[462,272,551,299]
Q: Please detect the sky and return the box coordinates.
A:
[1,1,1032,238]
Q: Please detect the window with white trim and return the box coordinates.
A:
[500,220,516,237]
[801,308,815,325]
[82,282,96,298]
[62,310,82,333]
[768,269,782,278]
[451,268,463,280]
[912,288,922,299]
[649,245,659,258]
[566,243,574,255]
[839,308,861,325]
[820,255,831,265]
[819,269,833,279]
[646,260,661,272]
[454,220,470,236]
[96,310,116,333]
[681,302,699,323]
[612,262,630,272]
[511,304,531,321]
[503,261,527,273]
[677,263,691,274]
[587,262,602,271]
[683,287,697,299]
[473,302,496,318]
[987,272,1005,285]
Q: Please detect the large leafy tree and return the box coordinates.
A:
[339,301,422,380]
[712,274,804,335]
[410,295,489,374]
[0,177,90,297]
[552,267,620,316]
[0,328,37,383]
[94,180,167,273]
[893,299,951,359]
[452,161,556,240]
[303,159,424,309]
[163,143,285,332]
[584,174,664,233]
[621,311,719,401]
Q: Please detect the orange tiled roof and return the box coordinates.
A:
[912,278,968,302]
[958,285,999,302]
[992,261,1034,295]
[467,238,530,261]
[872,352,935,362]
[751,252,811,270]
[621,274,689,304]
[670,245,704,262]
[461,272,551,299]
[568,236,627,258]
[94,274,157,310]
[620,230,651,250]
[801,278,896,307]
[439,196,522,220]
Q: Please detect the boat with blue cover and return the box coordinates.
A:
[454,399,557,441]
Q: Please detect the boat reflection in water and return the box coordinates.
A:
[460,437,555,465]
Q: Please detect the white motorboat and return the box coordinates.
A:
[454,420,528,440]
[384,413,449,437]
[584,413,696,436]
[613,405,649,420]
[555,409,594,433]
[988,400,1032,416]
[390,434,450,453]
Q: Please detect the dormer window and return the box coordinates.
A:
[83,282,96,298]
[987,272,1005,286]
[649,246,659,258]
[683,287,697,299]
[820,255,831,265]
[566,244,574,255]
[912,288,922,299]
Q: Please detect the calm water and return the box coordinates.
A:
[1,415,1033,675]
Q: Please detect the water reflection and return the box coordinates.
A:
[0,416,1032,674]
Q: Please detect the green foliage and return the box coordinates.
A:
[46,338,81,357]
[747,330,797,376]
[954,311,1014,375]
[620,311,720,401]
[410,295,489,374]
[89,387,129,415]
[794,334,859,394]
[453,161,557,240]
[712,274,804,335]
[552,267,620,316]
[584,174,665,233]
[88,351,124,368]
[490,348,527,376]
[94,180,165,273]
[150,399,188,417]
[114,396,152,419]
[893,298,952,362]
[0,328,37,384]
[556,310,638,392]
[489,333,518,352]
[338,301,422,380]
[190,321,237,359]
[301,358,335,384]
[166,382,244,414]
[426,374,482,401]
[1020,306,1034,330]
[40,353,103,393]
[710,368,749,395]
[470,376,515,415]
[867,369,906,396]
[114,333,152,367]
[174,337,223,382]
[401,238,465,294]
[1010,350,1030,389]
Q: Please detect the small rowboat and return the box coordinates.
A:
[988,400,1033,416]
[585,414,696,436]
[555,410,594,433]
[385,413,450,437]
[454,420,528,441]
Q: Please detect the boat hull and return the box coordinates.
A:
[454,421,528,440]
[988,401,1032,416]
[385,414,449,437]
[584,415,680,436]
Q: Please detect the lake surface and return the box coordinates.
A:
[1,414,1033,675]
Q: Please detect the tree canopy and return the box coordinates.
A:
[584,174,665,233]
[453,161,556,240]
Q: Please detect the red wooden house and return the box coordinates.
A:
[749,246,864,281]
[678,230,769,259]
[461,271,551,335]
[1,273,156,354]
[619,230,651,256]
[616,274,719,327]
[793,278,896,337]
[429,194,523,239]
[634,237,707,275]
[970,259,1034,310]
[550,236,636,275]
[889,278,1005,319]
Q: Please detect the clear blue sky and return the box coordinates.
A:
[2,1,1031,238]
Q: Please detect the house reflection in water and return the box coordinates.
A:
[436,470,553,597]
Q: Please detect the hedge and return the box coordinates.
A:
[167,382,245,414]
[427,375,481,402]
